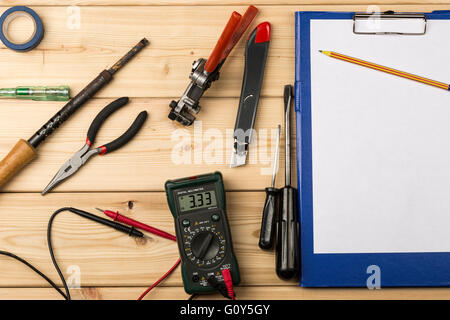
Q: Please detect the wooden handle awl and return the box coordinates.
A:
[0,139,37,188]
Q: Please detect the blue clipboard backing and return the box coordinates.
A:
[295,10,450,287]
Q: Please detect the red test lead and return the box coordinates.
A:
[96,208,177,242]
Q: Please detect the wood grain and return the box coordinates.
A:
[0,192,292,287]
[0,1,450,6]
[1,286,450,300]
[0,5,448,99]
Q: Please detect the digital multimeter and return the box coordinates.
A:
[165,172,240,294]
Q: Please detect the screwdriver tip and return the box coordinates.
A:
[95,208,104,213]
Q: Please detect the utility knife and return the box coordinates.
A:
[230,22,271,168]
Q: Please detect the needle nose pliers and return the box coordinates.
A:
[42,97,147,195]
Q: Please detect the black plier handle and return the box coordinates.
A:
[86,97,147,155]
[42,97,148,195]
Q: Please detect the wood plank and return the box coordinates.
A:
[0,5,448,99]
[0,1,450,6]
[0,192,296,287]
[0,97,294,192]
[1,286,450,300]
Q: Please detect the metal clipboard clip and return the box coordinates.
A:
[353,11,427,35]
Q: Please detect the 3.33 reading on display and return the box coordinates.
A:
[178,191,217,212]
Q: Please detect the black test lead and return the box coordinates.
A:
[67,207,145,238]
[276,85,300,280]
[259,124,281,249]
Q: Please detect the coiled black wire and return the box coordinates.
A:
[47,207,73,300]
[0,250,68,300]
[0,207,77,300]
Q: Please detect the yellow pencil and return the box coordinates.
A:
[319,50,449,91]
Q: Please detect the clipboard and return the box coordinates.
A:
[295,10,450,287]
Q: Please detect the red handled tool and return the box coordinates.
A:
[168,5,258,126]
[42,97,147,195]
[96,208,176,242]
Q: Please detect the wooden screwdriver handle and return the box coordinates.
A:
[0,139,37,188]
[204,11,242,73]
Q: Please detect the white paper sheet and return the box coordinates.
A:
[310,19,450,253]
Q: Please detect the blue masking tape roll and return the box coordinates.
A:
[0,6,44,52]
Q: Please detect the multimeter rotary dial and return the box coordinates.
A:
[184,228,226,268]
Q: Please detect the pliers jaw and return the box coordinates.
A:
[41,144,100,195]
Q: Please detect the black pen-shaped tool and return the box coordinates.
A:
[259,125,281,249]
[69,207,144,238]
[276,85,300,280]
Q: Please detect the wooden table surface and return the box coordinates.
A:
[1,1,450,300]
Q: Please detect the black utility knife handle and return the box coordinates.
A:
[233,22,271,142]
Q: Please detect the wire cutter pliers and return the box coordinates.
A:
[42,97,147,195]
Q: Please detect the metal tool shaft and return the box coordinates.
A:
[108,39,149,75]
[271,125,281,188]
[258,124,281,250]
[27,39,149,148]
[284,88,291,186]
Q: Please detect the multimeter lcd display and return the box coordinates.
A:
[178,191,217,212]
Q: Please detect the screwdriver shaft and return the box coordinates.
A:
[284,87,292,186]
[271,125,281,188]
[259,125,281,250]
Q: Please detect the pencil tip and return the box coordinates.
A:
[319,50,322,52]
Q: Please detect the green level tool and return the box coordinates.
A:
[0,86,70,101]
[165,172,240,295]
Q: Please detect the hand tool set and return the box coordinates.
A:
[168,5,258,126]
[42,97,148,195]
[0,38,148,190]
[257,86,299,281]
[0,4,301,300]
[230,22,271,168]
[276,85,299,280]
[0,86,70,101]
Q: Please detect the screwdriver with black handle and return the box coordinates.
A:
[276,84,300,280]
[259,124,281,249]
